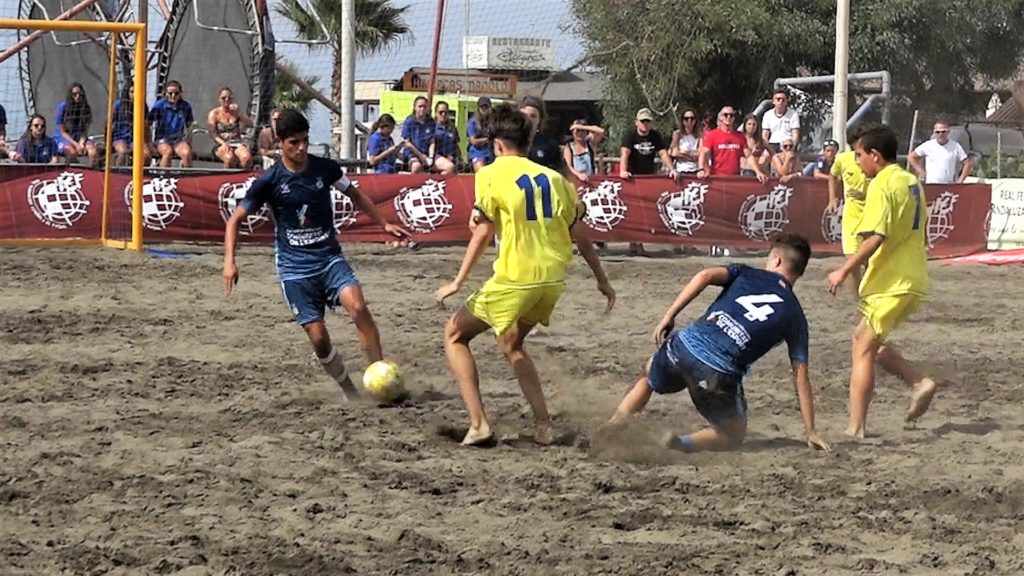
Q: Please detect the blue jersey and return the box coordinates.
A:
[467,116,493,162]
[367,131,398,173]
[112,99,149,142]
[241,155,348,281]
[147,98,194,142]
[16,136,58,163]
[434,121,459,159]
[54,100,88,140]
[401,115,435,159]
[673,264,809,376]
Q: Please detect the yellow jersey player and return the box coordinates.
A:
[828,125,869,297]
[435,103,615,446]
[827,125,938,438]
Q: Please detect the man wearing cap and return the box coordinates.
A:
[812,139,840,179]
[467,97,495,172]
[619,107,675,256]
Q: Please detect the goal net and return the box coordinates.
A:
[0,14,146,250]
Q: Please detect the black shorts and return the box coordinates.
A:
[647,338,747,425]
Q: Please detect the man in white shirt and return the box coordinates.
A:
[761,89,800,153]
[908,122,972,184]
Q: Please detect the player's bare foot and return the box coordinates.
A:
[906,378,938,422]
[533,422,554,445]
[844,425,865,439]
[462,424,493,446]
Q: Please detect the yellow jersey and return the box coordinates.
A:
[830,150,867,205]
[857,163,929,297]
[475,155,581,286]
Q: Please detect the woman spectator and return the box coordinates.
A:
[466,96,493,172]
[670,107,702,175]
[428,100,458,175]
[54,82,98,167]
[771,137,803,182]
[111,84,151,167]
[11,115,58,164]
[401,96,435,173]
[740,113,771,177]
[562,118,605,183]
[366,114,403,174]
[520,95,562,172]
[207,86,254,169]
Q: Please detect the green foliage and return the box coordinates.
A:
[275,0,412,56]
[572,0,1024,150]
[973,151,1024,179]
[274,61,319,114]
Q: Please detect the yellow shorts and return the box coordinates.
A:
[841,198,865,255]
[859,292,923,342]
[466,280,565,336]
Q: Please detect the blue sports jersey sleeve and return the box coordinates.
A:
[184,102,194,125]
[786,309,810,364]
[401,117,413,140]
[146,100,160,123]
[241,170,274,214]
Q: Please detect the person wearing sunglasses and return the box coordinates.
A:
[907,122,972,184]
[428,100,459,175]
[761,88,800,154]
[54,82,99,168]
[147,80,195,168]
[12,114,58,164]
[771,137,803,183]
[207,86,254,170]
[698,106,767,183]
[812,139,840,180]
[670,108,702,175]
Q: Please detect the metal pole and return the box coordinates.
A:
[0,0,101,65]
[907,109,919,169]
[340,0,355,160]
[426,0,446,105]
[997,131,1002,179]
[832,0,850,142]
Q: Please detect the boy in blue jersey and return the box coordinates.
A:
[223,110,412,400]
[607,234,831,453]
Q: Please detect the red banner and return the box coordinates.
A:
[0,167,990,257]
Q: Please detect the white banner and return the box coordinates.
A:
[986,178,1024,249]
[463,36,556,71]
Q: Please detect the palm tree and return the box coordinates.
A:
[275,0,412,151]
[274,59,319,115]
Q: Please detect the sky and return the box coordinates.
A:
[0,0,585,145]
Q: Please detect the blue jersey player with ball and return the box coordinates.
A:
[606,234,831,453]
[223,110,411,400]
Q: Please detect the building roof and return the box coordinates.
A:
[516,70,607,102]
[982,81,1024,125]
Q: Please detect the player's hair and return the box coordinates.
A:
[773,88,789,99]
[845,123,870,147]
[485,102,532,152]
[166,80,182,92]
[275,109,310,140]
[371,113,395,133]
[772,233,811,276]
[856,124,899,161]
[519,94,547,130]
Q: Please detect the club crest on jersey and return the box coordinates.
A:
[315,177,324,190]
[280,183,292,196]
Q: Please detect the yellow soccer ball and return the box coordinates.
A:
[362,360,406,403]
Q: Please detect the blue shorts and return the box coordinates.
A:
[53,134,94,154]
[280,259,359,325]
[648,337,747,425]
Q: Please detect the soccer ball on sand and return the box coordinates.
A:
[362,360,406,403]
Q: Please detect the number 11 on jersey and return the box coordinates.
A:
[516,173,553,221]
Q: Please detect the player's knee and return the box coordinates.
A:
[499,338,523,360]
[345,298,371,323]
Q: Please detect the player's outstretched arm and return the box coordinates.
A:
[223,205,250,296]
[570,223,615,313]
[827,233,883,295]
[340,182,411,239]
[653,267,730,344]
[826,174,840,213]
[436,221,495,304]
[792,362,831,451]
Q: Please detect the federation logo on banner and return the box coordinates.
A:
[657,181,708,236]
[332,180,360,231]
[579,180,628,232]
[26,171,90,229]
[927,191,959,248]
[821,198,844,245]
[393,178,453,233]
[123,177,184,231]
[218,176,270,235]
[738,184,794,241]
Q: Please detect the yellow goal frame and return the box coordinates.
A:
[0,18,146,251]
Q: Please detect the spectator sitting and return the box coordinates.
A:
[740,113,772,177]
[208,86,254,169]
[54,82,99,168]
[466,96,494,172]
[257,108,281,168]
[670,107,701,175]
[812,139,840,179]
[11,114,58,164]
[148,80,194,168]
[521,95,562,172]
[401,96,435,172]
[563,118,605,183]
[111,84,152,167]
[761,88,800,154]
[367,113,404,174]
[771,137,803,182]
[908,122,972,184]
[429,100,458,175]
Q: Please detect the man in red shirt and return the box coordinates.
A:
[698,106,767,182]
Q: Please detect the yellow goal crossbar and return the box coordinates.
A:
[0,18,147,251]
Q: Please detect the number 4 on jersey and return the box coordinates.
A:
[736,294,784,322]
